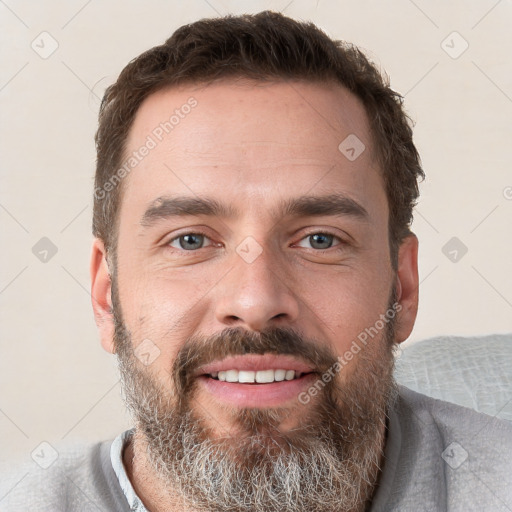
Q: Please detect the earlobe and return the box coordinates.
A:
[394,234,419,344]
[90,239,116,354]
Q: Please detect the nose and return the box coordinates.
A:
[213,246,300,332]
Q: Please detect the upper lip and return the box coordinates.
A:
[195,354,315,376]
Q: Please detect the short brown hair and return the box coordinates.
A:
[93,10,424,267]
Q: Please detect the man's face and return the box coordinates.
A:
[92,79,418,511]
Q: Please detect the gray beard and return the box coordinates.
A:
[113,303,398,512]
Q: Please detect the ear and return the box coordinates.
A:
[394,234,419,344]
[90,238,115,353]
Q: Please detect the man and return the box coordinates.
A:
[3,10,511,512]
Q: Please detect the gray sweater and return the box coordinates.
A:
[1,386,511,511]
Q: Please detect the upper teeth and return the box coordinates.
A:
[213,369,300,383]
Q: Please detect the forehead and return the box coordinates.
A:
[120,79,386,223]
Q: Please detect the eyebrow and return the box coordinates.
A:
[140,193,369,228]
[281,194,368,220]
[141,196,234,227]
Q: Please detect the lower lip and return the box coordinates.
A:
[197,373,318,408]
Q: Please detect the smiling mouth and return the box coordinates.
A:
[195,354,319,407]
[207,369,309,383]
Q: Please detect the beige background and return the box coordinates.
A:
[1,0,511,471]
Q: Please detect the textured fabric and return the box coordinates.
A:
[111,429,145,511]
[1,386,511,511]
[370,386,512,511]
[0,436,130,511]
[394,333,512,421]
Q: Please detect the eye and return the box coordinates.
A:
[168,233,213,251]
[296,233,341,250]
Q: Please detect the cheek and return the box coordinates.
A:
[116,269,215,358]
[297,264,393,351]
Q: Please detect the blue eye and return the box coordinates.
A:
[297,233,339,250]
[169,233,212,251]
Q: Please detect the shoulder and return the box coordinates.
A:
[398,384,512,437]
[0,437,129,512]
[395,385,512,510]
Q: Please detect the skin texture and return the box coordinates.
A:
[90,79,419,511]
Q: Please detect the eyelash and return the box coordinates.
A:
[166,230,345,251]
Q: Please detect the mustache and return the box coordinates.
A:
[172,326,339,397]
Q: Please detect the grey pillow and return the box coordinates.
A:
[394,333,512,421]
